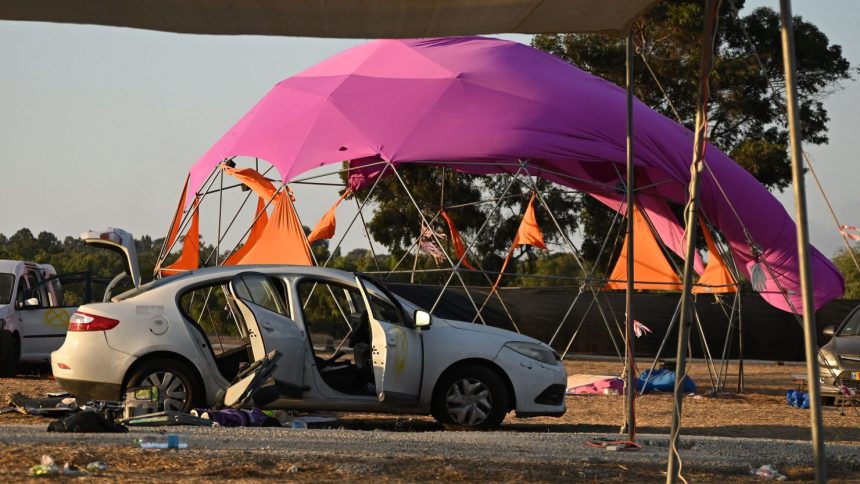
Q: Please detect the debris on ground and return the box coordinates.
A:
[751,464,787,480]
[138,434,188,449]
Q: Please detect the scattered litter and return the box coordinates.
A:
[138,434,188,449]
[285,465,302,474]
[751,464,787,480]
[566,374,623,395]
[636,369,696,394]
[47,410,128,433]
[46,392,71,398]
[189,408,280,428]
[585,437,642,451]
[28,455,59,477]
[61,463,86,477]
[85,461,108,473]
[123,386,160,419]
[291,420,308,429]
[786,390,810,409]
[123,410,216,427]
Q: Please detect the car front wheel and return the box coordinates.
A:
[432,365,509,431]
[126,358,201,413]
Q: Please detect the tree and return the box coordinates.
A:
[348,165,583,284]
[832,248,860,300]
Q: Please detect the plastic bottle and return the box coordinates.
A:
[138,434,188,449]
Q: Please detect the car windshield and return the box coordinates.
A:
[0,273,13,305]
[838,307,860,336]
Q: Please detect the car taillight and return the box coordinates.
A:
[68,312,120,331]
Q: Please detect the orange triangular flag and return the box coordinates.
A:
[693,219,737,294]
[605,205,683,291]
[441,211,476,270]
[492,193,547,290]
[161,197,200,276]
[513,193,547,250]
[223,197,270,266]
[308,189,351,243]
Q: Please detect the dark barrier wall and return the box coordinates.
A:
[388,284,857,362]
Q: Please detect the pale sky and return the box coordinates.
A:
[0,1,857,260]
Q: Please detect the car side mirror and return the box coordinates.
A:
[822,325,835,336]
[414,310,432,329]
[23,297,40,309]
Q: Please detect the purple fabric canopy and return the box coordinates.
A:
[188,36,844,312]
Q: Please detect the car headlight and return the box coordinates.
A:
[504,342,558,365]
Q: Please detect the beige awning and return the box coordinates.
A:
[0,0,658,37]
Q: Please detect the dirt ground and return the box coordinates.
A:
[1,358,858,481]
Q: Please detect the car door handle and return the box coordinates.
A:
[262,323,274,332]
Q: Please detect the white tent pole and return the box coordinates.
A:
[779,0,826,481]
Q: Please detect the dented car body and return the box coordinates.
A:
[51,265,566,430]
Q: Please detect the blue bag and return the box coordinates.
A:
[636,368,696,393]
[786,390,810,409]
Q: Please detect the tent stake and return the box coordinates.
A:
[779,1,826,481]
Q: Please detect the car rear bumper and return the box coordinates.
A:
[54,377,123,401]
[51,332,136,400]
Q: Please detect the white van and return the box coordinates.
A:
[0,228,141,375]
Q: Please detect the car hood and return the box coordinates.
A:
[439,318,543,344]
[821,337,860,368]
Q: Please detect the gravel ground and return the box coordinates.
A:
[2,359,859,481]
[0,424,858,481]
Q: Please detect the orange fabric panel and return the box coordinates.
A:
[514,193,547,250]
[223,197,270,266]
[233,190,313,266]
[441,211,476,270]
[492,193,547,290]
[163,175,189,260]
[307,189,350,243]
[693,219,738,294]
[161,197,201,276]
[221,165,277,200]
[605,205,682,291]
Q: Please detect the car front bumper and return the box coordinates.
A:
[493,346,567,417]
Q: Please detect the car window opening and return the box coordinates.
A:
[297,279,376,396]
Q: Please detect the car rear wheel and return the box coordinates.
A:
[126,358,201,413]
[0,331,20,377]
[432,365,509,431]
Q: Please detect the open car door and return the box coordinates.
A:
[354,275,423,403]
[227,272,306,401]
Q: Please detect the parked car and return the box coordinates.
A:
[819,305,860,403]
[51,265,567,430]
[0,228,141,376]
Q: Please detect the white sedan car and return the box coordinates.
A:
[51,266,566,430]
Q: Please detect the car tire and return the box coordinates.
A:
[432,364,509,431]
[125,358,202,413]
[0,331,21,377]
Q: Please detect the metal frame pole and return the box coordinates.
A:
[779,1,826,481]
[667,1,720,481]
[623,30,636,440]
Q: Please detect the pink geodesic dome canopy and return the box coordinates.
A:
[188,36,844,312]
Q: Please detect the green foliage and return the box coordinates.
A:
[832,247,860,299]
[533,0,853,191]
